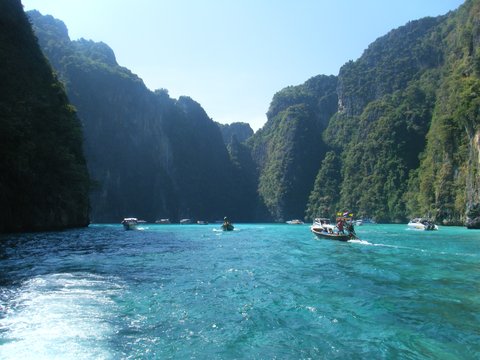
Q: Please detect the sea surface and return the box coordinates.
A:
[0,223,479,359]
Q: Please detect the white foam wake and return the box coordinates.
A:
[348,239,373,245]
[0,273,122,360]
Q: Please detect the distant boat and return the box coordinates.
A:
[221,217,234,231]
[180,219,192,224]
[286,219,304,225]
[121,217,138,230]
[197,220,209,225]
[408,218,438,230]
[155,218,171,224]
[360,218,377,224]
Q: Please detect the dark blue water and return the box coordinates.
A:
[1,224,479,359]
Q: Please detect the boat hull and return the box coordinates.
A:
[407,224,438,231]
[221,224,234,231]
[311,227,351,241]
[123,223,138,231]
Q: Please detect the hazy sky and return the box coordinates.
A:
[22,0,464,130]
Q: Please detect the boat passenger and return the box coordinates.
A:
[346,221,356,237]
[223,216,231,227]
[337,219,345,234]
[222,216,235,231]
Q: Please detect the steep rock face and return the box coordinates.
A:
[308,0,480,224]
[218,122,254,145]
[466,130,480,227]
[249,75,338,221]
[28,11,252,222]
[73,69,175,222]
[459,2,480,228]
[162,96,242,221]
[466,201,480,228]
[337,16,445,116]
[414,0,480,225]
[26,1,480,225]
[0,1,90,232]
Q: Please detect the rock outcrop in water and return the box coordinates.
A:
[0,0,90,233]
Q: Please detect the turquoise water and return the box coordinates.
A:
[0,223,479,359]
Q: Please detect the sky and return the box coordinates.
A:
[22,0,464,131]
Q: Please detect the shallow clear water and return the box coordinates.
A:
[0,224,479,359]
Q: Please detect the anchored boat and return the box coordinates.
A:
[408,218,438,230]
[286,219,304,225]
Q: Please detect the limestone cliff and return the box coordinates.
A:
[0,1,90,232]
[28,10,256,222]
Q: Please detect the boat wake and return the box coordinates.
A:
[212,228,240,233]
[348,239,404,249]
[348,239,373,245]
[0,273,122,360]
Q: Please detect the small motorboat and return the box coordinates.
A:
[121,217,138,230]
[155,218,171,224]
[286,219,304,225]
[310,224,352,241]
[311,214,358,241]
[221,216,234,231]
[408,218,438,230]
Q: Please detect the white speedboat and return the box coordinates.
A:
[121,217,138,230]
[286,219,304,225]
[408,218,438,230]
[310,225,352,241]
[155,218,171,224]
[313,218,336,232]
[311,217,357,241]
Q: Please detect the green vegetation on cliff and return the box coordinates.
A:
[0,1,90,232]
[23,0,480,226]
[411,0,480,225]
[256,0,479,225]
[306,0,480,224]
[249,75,338,221]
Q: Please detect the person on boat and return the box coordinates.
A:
[346,221,356,238]
[336,218,345,234]
[222,216,234,231]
